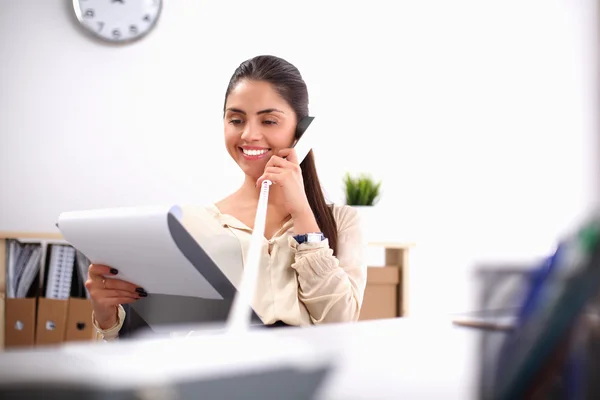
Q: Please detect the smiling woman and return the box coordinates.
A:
[223,84,297,174]
[224,94,291,169]
[87,55,368,340]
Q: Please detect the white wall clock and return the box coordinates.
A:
[72,0,162,44]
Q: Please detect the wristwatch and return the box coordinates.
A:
[293,232,325,244]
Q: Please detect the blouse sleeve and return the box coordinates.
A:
[289,205,368,324]
[92,304,126,341]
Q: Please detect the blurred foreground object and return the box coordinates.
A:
[469,215,600,399]
[0,330,335,400]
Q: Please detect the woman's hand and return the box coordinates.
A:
[256,148,320,234]
[85,264,146,330]
[256,148,311,218]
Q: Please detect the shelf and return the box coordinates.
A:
[0,232,63,240]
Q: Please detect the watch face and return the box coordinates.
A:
[307,233,324,243]
[72,0,162,44]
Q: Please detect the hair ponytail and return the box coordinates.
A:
[300,152,338,255]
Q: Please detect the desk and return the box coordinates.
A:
[0,317,483,399]
[273,318,481,399]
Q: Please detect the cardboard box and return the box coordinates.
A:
[0,295,4,350]
[359,266,400,321]
[35,298,68,346]
[65,297,94,342]
[0,238,96,349]
[0,239,5,349]
[5,297,37,348]
[1,238,44,350]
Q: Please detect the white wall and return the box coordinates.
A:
[1,0,598,316]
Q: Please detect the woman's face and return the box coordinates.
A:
[224,79,297,180]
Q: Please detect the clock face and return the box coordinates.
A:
[72,0,162,44]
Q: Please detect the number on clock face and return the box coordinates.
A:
[73,0,162,43]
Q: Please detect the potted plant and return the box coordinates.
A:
[343,173,382,240]
[343,173,382,207]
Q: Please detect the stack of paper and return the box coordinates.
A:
[6,240,42,299]
[44,245,76,300]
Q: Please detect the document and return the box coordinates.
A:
[57,205,223,300]
[44,244,76,300]
[6,240,42,299]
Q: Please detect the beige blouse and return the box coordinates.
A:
[93,203,368,340]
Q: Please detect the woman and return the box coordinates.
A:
[86,55,368,340]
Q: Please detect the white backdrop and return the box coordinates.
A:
[1,0,598,315]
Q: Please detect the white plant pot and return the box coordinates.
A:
[350,205,375,242]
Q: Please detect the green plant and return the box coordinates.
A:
[343,173,382,206]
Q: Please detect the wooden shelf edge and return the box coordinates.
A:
[0,231,64,240]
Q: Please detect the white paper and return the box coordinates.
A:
[45,245,76,300]
[57,205,222,299]
[7,240,18,298]
[15,247,42,299]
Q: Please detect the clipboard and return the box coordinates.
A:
[57,205,263,330]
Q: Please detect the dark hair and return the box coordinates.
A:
[224,55,338,256]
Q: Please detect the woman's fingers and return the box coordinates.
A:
[277,148,299,164]
[86,278,145,295]
[86,263,144,292]
[257,173,279,187]
[103,289,143,299]
[86,263,147,321]
[264,166,285,175]
[266,154,301,175]
[103,277,144,294]
[257,167,286,187]
[264,155,282,168]
[85,262,147,318]
[88,263,119,278]
[267,155,295,168]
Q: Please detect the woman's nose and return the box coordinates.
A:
[241,122,262,141]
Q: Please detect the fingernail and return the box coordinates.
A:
[110,268,119,275]
[135,287,146,294]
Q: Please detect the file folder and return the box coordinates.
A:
[44,244,75,300]
[4,240,42,348]
[36,244,94,346]
[6,240,42,300]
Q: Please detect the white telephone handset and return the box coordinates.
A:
[226,116,317,333]
[292,116,315,164]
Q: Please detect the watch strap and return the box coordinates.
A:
[293,232,325,244]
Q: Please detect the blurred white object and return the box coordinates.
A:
[0,329,336,400]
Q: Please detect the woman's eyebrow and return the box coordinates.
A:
[225,108,285,115]
[257,108,285,115]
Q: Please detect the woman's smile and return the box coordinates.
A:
[239,146,272,160]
